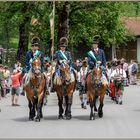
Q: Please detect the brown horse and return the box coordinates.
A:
[53,61,76,120]
[23,58,46,122]
[86,66,107,120]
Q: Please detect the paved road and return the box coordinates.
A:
[0,84,140,138]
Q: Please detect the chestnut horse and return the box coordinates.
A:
[86,66,107,120]
[53,61,76,120]
[23,57,46,122]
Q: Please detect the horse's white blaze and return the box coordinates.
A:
[35,59,39,63]
[36,66,40,69]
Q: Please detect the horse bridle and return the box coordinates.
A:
[30,72,44,98]
[91,67,102,89]
[31,66,42,76]
[31,59,42,76]
[60,62,71,84]
[93,75,102,88]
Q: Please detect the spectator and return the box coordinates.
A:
[73,59,82,90]
[131,60,138,85]
[0,64,4,100]
[10,69,22,106]
[3,66,10,97]
[110,60,126,105]
[14,61,22,72]
[78,60,88,109]
[121,58,129,86]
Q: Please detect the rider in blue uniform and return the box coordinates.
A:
[87,35,111,94]
[51,37,73,92]
[24,37,44,73]
[87,35,106,70]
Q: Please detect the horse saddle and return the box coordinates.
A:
[54,75,62,85]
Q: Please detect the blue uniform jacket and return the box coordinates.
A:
[53,50,72,66]
[25,50,44,72]
[88,48,106,69]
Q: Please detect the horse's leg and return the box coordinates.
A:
[34,101,41,122]
[40,99,44,118]
[32,98,37,118]
[64,95,68,117]
[58,96,64,119]
[94,95,98,112]
[66,95,73,120]
[98,95,104,118]
[89,98,95,120]
[28,100,34,121]
[34,96,43,122]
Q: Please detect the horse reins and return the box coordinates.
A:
[90,68,102,89]
[30,73,44,98]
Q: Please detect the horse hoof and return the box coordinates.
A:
[89,116,95,120]
[58,115,64,119]
[29,117,34,121]
[66,115,72,120]
[98,113,103,118]
[66,116,71,120]
[35,118,40,122]
[34,116,40,122]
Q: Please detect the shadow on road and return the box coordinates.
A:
[12,117,29,122]
[132,109,140,112]
[73,115,89,121]
[12,115,59,122]
[43,115,58,120]
[73,113,99,121]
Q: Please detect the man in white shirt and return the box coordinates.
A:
[111,60,126,105]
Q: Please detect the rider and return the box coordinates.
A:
[87,35,106,70]
[25,37,44,73]
[51,37,73,92]
[23,37,44,87]
[87,35,111,94]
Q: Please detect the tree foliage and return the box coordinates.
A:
[0,1,139,63]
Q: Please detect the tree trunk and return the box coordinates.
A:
[4,21,10,64]
[58,2,70,42]
[16,2,32,66]
[16,16,31,66]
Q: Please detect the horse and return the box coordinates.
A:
[86,65,107,120]
[53,60,76,120]
[23,57,46,122]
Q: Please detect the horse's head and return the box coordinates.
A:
[92,66,102,88]
[31,58,42,76]
[60,60,71,84]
